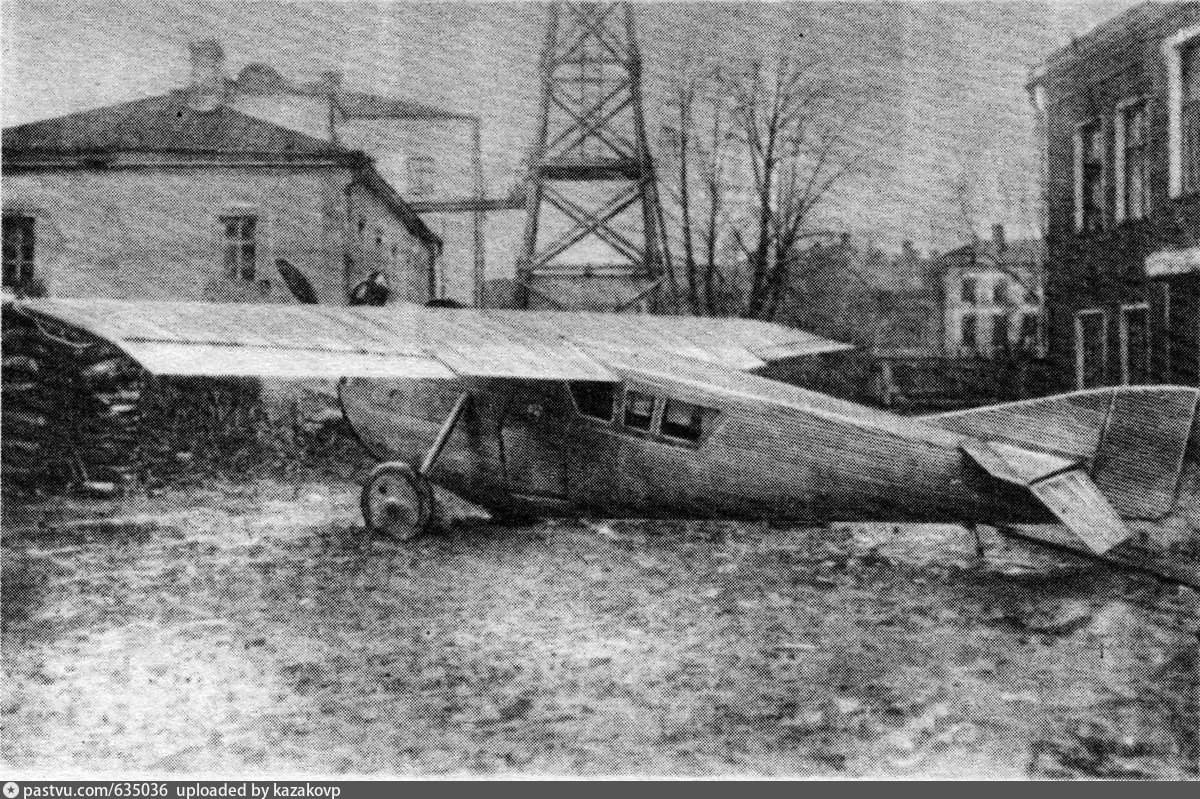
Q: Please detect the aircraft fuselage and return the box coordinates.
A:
[340,363,1052,527]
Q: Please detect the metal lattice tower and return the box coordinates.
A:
[517,1,669,311]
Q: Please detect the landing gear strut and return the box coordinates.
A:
[359,391,472,543]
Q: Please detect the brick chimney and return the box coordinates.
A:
[187,39,227,112]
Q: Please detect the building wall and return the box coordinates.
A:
[231,99,478,303]
[1041,3,1200,388]
[338,118,475,201]
[2,164,434,305]
[345,180,435,304]
[338,118,480,304]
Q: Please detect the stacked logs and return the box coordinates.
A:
[2,309,146,494]
[2,307,358,496]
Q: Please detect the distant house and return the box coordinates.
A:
[1029,2,1200,389]
[938,225,1046,358]
[1,40,441,306]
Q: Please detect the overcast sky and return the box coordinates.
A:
[3,1,1142,253]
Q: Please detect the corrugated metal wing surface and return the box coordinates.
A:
[14,298,848,382]
[117,342,455,380]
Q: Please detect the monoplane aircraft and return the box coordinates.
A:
[7,297,1199,586]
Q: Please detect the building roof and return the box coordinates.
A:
[1035,2,1199,82]
[1,91,342,157]
[2,92,442,250]
[334,91,475,121]
[940,237,1045,267]
[233,64,475,121]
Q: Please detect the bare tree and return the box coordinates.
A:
[660,56,733,316]
[660,53,863,320]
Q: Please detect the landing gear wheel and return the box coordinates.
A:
[360,462,433,543]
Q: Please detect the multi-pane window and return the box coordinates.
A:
[1183,41,1200,195]
[406,156,436,197]
[2,214,35,291]
[221,215,257,280]
[1120,304,1151,385]
[1121,101,1151,219]
[1080,120,1105,231]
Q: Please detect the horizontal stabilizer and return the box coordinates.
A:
[959,439,1076,485]
[1028,470,1132,555]
[962,438,1131,555]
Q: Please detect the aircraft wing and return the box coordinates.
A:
[9,297,849,382]
[960,438,1132,555]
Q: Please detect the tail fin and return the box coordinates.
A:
[930,386,1200,524]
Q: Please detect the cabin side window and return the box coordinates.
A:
[569,381,616,421]
[623,390,656,431]
[660,399,710,443]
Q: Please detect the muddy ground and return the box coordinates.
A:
[2,477,1197,778]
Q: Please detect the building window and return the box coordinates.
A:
[1019,312,1041,352]
[2,214,36,291]
[407,155,436,198]
[1120,100,1150,221]
[961,277,977,305]
[221,215,257,280]
[1166,29,1200,197]
[1184,41,1200,194]
[1075,309,1107,389]
[1162,277,1199,385]
[961,313,978,350]
[1120,303,1151,385]
[1076,120,1105,232]
[992,279,1008,305]
[991,312,1010,353]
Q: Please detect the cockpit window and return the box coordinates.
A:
[623,390,656,430]
[569,381,615,421]
[660,399,709,442]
